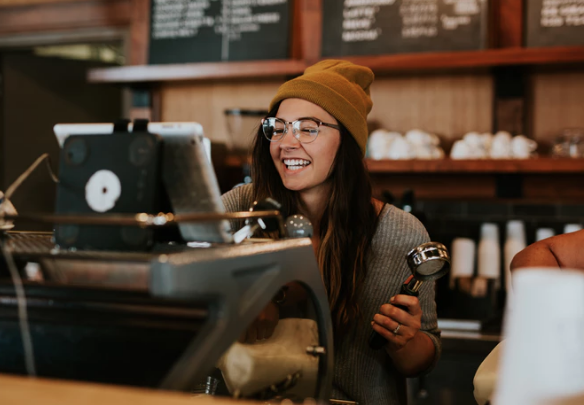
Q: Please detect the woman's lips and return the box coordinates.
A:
[282,158,311,174]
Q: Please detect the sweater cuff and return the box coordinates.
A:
[417,329,442,376]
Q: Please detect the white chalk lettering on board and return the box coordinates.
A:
[149,0,291,63]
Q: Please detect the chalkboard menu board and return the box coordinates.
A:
[149,0,292,65]
[322,0,489,57]
[526,0,584,47]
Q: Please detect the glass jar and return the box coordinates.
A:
[224,109,267,155]
[551,128,584,158]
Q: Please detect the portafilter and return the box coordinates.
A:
[369,242,450,350]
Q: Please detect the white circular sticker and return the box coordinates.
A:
[85,170,122,213]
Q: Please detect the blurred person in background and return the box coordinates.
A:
[511,230,584,270]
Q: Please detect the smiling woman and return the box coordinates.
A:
[221,60,441,405]
[269,99,341,193]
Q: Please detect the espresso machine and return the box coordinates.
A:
[0,121,334,403]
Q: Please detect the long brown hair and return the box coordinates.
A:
[251,104,379,336]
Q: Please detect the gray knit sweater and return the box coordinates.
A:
[221,184,441,405]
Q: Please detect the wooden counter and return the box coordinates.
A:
[0,374,258,405]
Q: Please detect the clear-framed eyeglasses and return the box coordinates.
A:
[261,117,341,144]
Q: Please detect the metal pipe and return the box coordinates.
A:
[403,278,424,294]
[2,210,282,227]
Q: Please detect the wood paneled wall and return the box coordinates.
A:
[0,0,77,6]
[369,73,494,141]
[161,73,494,148]
[0,0,131,35]
[530,70,584,142]
[161,79,285,146]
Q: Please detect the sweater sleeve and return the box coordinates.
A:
[221,184,254,232]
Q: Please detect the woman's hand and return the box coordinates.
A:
[239,301,280,344]
[371,294,423,352]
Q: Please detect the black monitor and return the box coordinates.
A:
[52,122,232,251]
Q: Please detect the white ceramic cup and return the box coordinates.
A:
[535,228,555,241]
[463,132,483,149]
[387,135,414,160]
[506,220,526,245]
[505,221,526,296]
[461,132,488,158]
[450,140,470,159]
[490,131,513,159]
[414,144,435,159]
[480,132,493,151]
[564,223,583,234]
[368,129,392,160]
[511,135,537,159]
[405,129,438,146]
[450,237,476,288]
[478,223,500,280]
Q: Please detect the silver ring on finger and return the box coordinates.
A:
[393,323,401,335]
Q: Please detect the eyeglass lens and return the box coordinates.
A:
[263,118,320,143]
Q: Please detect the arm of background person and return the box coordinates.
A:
[511,230,584,271]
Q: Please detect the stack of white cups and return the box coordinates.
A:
[478,223,500,290]
[504,221,526,304]
[449,221,582,309]
[449,237,476,290]
[535,228,555,241]
[564,223,583,234]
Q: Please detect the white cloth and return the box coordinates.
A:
[494,269,584,405]
[0,190,17,230]
[217,318,319,398]
[474,342,503,405]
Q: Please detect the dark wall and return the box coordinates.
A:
[0,52,122,229]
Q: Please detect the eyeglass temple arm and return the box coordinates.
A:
[320,122,341,130]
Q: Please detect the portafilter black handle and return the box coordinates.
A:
[368,283,419,350]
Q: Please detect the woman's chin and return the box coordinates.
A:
[281,177,310,192]
[282,182,306,191]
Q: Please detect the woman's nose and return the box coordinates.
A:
[279,127,301,149]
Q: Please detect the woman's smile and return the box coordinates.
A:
[282,158,312,173]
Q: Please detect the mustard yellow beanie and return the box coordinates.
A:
[269,60,374,156]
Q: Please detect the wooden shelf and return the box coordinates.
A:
[224,155,250,168]
[343,46,584,73]
[365,158,584,174]
[87,59,307,83]
[88,46,584,84]
[224,157,584,174]
[0,0,131,37]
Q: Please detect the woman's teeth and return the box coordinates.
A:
[283,159,311,171]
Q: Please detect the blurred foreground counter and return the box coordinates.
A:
[0,373,258,405]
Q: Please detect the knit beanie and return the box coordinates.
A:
[269,60,374,156]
